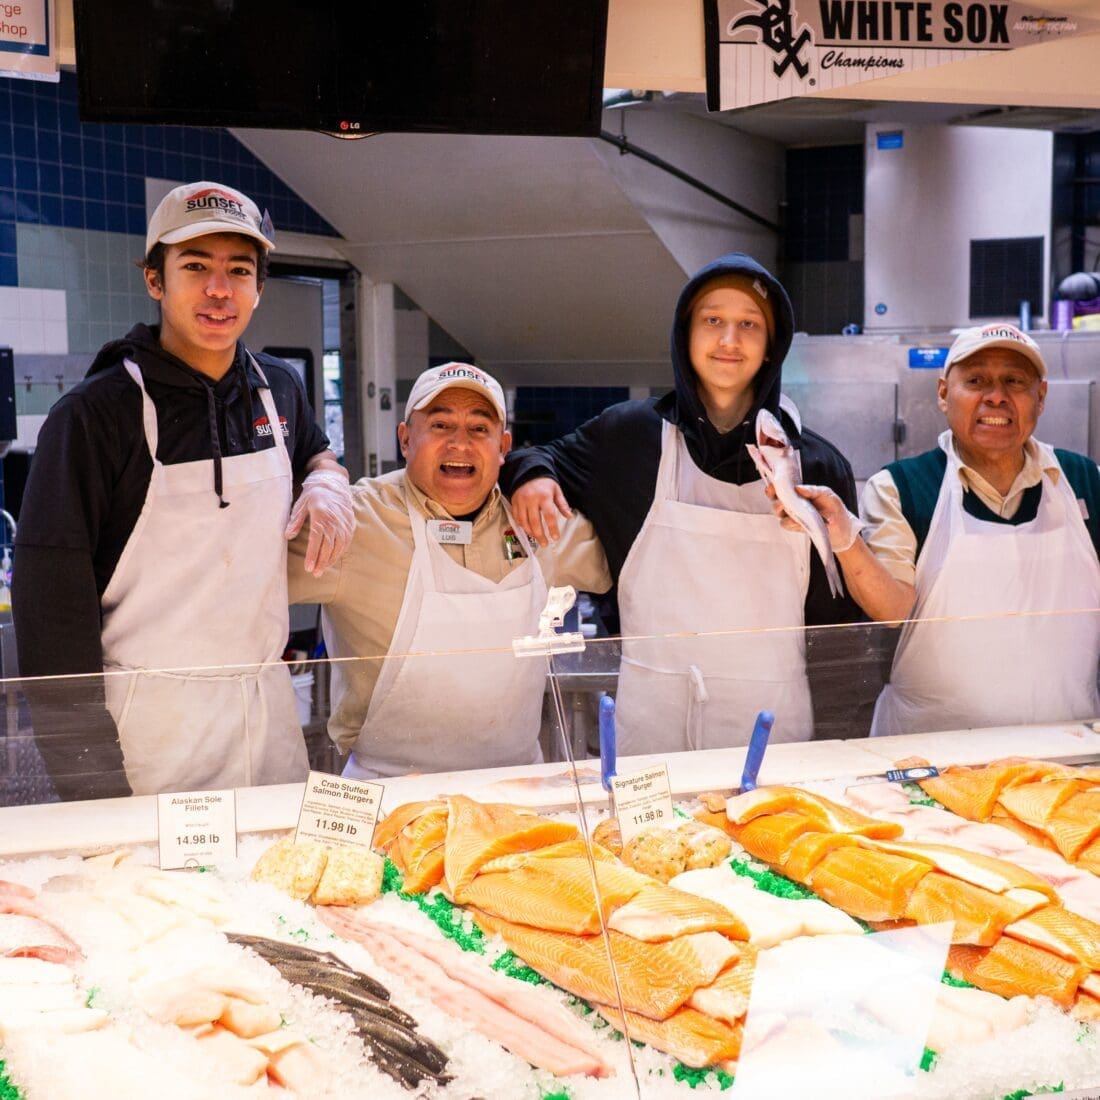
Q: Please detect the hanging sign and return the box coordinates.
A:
[705,0,1100,111]
[0,0,58,82]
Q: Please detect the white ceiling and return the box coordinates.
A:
[233,124,705,377]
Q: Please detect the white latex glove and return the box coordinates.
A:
[766,483,863,552]
[285,469,355,576]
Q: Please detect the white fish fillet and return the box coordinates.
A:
[670,867,862,947]
[746,408,844,598]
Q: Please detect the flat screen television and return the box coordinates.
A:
[73,1,609,138]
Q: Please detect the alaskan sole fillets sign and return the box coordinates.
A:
[705,0,1098,109]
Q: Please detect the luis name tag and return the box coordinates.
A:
[427,519,473,545]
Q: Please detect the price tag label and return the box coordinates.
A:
[294,770,382,851]
[611,763,675,845]
[157,789,238,870]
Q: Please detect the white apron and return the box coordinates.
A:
[614,421,813,754]
[101,357,306,795]
[343,487,549,779]
[871,432,1100,736]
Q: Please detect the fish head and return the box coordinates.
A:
[754,408,789,451]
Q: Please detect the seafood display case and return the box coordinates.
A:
[0,612,1099,1098]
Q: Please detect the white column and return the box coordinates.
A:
[359,281,398,476]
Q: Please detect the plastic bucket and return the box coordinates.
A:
[291,671,314,725]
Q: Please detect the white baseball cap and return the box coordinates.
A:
[145,181,275,257]
[405,362,507,423]
[943,323,1046,379]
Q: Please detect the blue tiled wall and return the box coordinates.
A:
[512,386,630,447]
[0,71,339,286]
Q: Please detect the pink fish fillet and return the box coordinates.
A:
[0,912,83,965]
[317,906,614,1078]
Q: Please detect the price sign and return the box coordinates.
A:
[611,763,675,846]
[294,770,382,852]
[157,789,237,870]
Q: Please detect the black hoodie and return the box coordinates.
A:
[12,324,328,801]
[499,252,861,630]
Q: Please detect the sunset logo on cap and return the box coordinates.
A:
[184,187,247,219]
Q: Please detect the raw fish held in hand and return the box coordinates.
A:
[746,408,844,598]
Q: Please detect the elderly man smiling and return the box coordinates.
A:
[783,323,1100,737]
[289,362,609,778]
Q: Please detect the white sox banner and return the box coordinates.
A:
[705,1,1100,110]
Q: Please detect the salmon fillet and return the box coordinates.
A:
[781,832,861,883]
[1077,837,1100,876]
[726,787,902,837]
[995,779,1081,830]
[444,796,578,901]
[374,800,445,854]
[1045,791,1100,862]
[472,910,738,1021]
[595,1003,743,1068]
[903,871,1039,946]
[807,846,932,922]
[967,936,1087,1007]
[918,763,1044,821]
[461,857,650,935]
[864,839,1058,899]
[1004,904,1100,969]
[732,813,823,866]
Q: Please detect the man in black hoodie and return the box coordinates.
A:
[13,181,354,801]
[500,253,859,751]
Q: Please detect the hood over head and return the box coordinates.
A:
[656,252,796,477]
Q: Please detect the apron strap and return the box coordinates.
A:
[122,359,162,466]
[654,420,680,504]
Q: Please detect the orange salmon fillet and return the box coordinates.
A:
[374,799,445,855]
[864,839,1057,899]
[1005,904,1100,969]
[967,936,1087,1007]
[781,832,861,883]
[1045,791,1100,862]
[1077,837,1100,876]
[472,910,738,1020]
[1072,992,1100,1022]
[460,857,649,935]
[733,813,823,866]
[807,846,932,921]
[996,779,1081,830]
[989,810,1058,851]
[444,796,578,901]
[595,1003,743,1068]
[726,787,902,837]
[918,763,1049,821]
[903,871,1038,946]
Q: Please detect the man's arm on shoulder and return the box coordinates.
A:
[502,413,608,546]
[536,510,612,595]
[13,394,132,799]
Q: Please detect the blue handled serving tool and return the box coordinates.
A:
[739,710,774,792]
[599,695,617,794]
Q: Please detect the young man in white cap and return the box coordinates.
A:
[779,322,1100,736]
[14,181,354,800]
[289,362,610,779]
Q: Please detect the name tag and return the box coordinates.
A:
[427,519,472,545]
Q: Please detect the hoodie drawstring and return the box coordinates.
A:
[206,386,230,509]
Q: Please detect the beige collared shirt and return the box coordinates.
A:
[861,436,1062,584]
[288,469,611,750]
